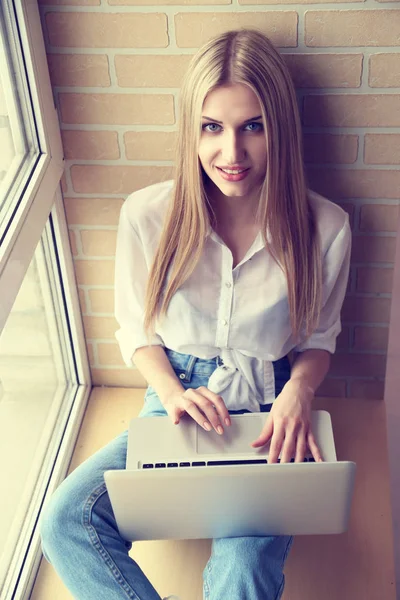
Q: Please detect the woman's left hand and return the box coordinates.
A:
[249,379,324,463]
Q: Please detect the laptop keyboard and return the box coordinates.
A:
[141,457,315,469]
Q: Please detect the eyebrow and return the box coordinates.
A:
[201,115,263,124]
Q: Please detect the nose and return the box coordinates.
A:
[221,130,245,164]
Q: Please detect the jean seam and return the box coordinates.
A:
[203,538,290,600]
[281,536,294,566]
[165,348,218,378]
[274,576,285,600]
[203,557,212,599]
[82,483,141,600]
[273,536,294,600]
[172,366,216,378]
[182,355,197,382]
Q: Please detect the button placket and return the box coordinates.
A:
[215,247,234,348]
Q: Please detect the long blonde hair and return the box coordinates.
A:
[144,29,322,341]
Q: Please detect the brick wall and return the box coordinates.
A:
[39,0,400,398]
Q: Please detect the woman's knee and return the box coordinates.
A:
[40,476,83,561]
[40,459,106,560]
[40,431,128,561]
[211,535,293,570]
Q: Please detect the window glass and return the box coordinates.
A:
[0,221,71,590]
[0,1,40,238]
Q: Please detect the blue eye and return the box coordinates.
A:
[201,121,263,133]
[245,122,263,132]
[202,123,221,133]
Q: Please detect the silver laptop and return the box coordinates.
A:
[104,410,356,541]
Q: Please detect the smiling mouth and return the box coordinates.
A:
[216,166,251,183]
[217,167,249,174]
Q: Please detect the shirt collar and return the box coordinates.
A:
[208,228,267,265]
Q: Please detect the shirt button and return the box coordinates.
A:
[226,282,232,288]
[222,319,228,326]
[179,373,186,380]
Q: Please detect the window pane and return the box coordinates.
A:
[0,1,40,237]
[0,216,75,591]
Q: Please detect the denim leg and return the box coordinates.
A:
[202,353,294,600]
[40,429,162,600]
[39,349,293,600]
[203,536,294,600]
[144,350,295,600]
[39,350,215,599]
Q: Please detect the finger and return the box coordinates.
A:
[280,425,298,463]
[196,387,231,427]
[161,398,184,425]
[294,428,308,463]
[183,389,224,434]
[267,425,285,464]
[307,430,323,462]
[170,405,184,425]
[250,416,273,449]
[178,394,215,432]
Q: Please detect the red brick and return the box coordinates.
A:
[47,53,110,87]
[61,130,120,160]
[46,12,168,48]
[285,54,362,88]
[356,267,394,294]
[342,296,392,324]
[303,134,358,164]
[336,326,350,350]
[303,95,400,128]
[71,165,173,194]
[349,380,385,400]
[351,236,396,264]
[305,10,400,47]
[353,326,389,351]
[316,378,346,398]
[364,134,400,165]
[307,168,400,200]
[359,204,399,233]
[331,353,387,377]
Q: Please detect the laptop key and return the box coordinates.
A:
[143,464,154,469]
[179,462,190,467]
[167,463,178,468]
[193,461,206,466]
[207,459,267,466]
[155,463,166,468]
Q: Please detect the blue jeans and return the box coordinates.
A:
[40,349,293,600]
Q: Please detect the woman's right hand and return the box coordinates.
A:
[162,387,231,435]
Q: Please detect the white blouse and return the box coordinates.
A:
[115,180,351,412]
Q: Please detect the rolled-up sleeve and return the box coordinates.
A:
[114,201,164,366]
[294,214,352,354]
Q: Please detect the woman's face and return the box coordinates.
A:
[198,83,268,202]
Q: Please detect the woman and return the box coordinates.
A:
[40,28,351,600]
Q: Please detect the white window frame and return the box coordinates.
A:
[0,2,91,598]
[384,215,400,597]
[0,0,64,321]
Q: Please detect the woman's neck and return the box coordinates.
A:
[208,185,260,229]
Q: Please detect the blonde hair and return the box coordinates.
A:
[144,28,322,341]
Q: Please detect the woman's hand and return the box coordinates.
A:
[162,387,231,435]
[249,379,323,463]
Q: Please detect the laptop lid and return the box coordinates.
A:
[105,461,356,540]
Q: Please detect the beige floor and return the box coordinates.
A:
[32,388,396,600]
